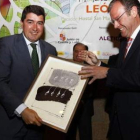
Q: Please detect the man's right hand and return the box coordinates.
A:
[21,108,42,126]
[78,50,100,66]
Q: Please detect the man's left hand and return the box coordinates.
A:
[78,66,109,84]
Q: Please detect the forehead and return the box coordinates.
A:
[74,45,86,51]
[24,13,44,21]
[110,1,125,18]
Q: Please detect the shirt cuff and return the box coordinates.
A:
[97,60,101,66]
[14,103,27,117]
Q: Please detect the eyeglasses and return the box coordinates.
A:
[111,11,127,25]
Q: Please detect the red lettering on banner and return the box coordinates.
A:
[93,5,99,13]
[86,3,108,13]
[86,5,92,13]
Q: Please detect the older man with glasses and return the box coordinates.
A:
[78,0,140,140]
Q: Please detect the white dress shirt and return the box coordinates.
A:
[15,34,42,116]
[126,25,140,56]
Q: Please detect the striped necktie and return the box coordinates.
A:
[124,38,133,59]
[30,43,39,76]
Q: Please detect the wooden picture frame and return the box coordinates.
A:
[24,55,88,133]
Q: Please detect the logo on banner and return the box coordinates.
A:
[99,36,121,41]
[60,32,66,41]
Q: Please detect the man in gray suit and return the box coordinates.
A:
[0,5,57,140]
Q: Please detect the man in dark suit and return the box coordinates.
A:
[105,54,119,119]
[0,5,57,140]
[78,0,140,140]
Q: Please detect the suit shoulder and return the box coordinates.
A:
[0,34,21,43]
[0,34,19,39]
[40,39,57,56]
[40,39,56,50]
[40,39,54,47]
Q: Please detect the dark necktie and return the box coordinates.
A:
[124,38,133,59]
[30,43,39,76]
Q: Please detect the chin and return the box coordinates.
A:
[30,38,38,42]
[120,33,126,38]
[77,60,83,63]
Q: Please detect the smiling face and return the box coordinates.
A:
[110,1,139,38]
[20,13,44,42]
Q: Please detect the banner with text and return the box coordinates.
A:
[0,0,120,59]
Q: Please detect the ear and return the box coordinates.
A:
[20,21,23,29]
[130,6,138,17]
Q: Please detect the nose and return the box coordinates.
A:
[32,23,37,31]
[114,21,120,29]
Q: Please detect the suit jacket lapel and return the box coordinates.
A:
[123,31,140,67]
[39,40,48,65]
[16,34,34,77]
[117,39,127,68]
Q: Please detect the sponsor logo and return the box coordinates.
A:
[99,36,121,41]
[60,32,66,41]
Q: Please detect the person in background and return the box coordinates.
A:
[78,0,140,140]
[65,42,95,140]
[73,43,89,63]
[0,5,57,140]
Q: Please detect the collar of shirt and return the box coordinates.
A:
[126,25,140,55]
[22,33,41,66]
[131,25,140,39]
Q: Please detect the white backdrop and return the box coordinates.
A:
[0,0,120,59]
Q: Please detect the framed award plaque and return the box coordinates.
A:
[24,55,88,133]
